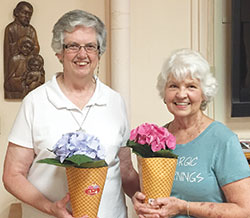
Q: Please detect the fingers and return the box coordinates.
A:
[50,193,73,217]
[139,213,160,218]
[58,193,70,208]
[151,197,167,207]
[133,191,146,203]
[60,194,89,218]
[152,196,177,207]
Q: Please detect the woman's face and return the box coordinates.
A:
[57,26,99,80]
[164,74,204,119]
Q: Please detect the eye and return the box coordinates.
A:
[168,84,177,88]
[67,43,80,50]
[188,84,198,89]
[85,44,98,52]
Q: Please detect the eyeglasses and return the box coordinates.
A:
[63,43,99,54]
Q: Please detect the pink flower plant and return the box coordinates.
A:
[127,123,178,159]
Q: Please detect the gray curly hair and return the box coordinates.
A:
[157,48,218,111]
[51,9,107,56]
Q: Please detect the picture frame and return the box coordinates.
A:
[231,0,250,117]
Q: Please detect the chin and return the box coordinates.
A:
[172,111,191,117]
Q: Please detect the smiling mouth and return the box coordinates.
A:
[75,61,88,66]
[175,102,190,106]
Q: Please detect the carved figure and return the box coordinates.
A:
[24,54,45,94]
[4,1,43,99]
[4,36,34,98]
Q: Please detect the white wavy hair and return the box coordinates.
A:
[156,48,218,110]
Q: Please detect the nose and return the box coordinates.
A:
[176,87,187,98]
[77,46,88,57]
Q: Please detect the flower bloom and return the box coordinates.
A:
[53,131,105,163]
[129,123,176,152]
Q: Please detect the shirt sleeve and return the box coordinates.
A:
[215,134,250,186]
[119,94,130,147]
[8,94,34,148]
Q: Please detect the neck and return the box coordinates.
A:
[172,111,205,130]
[57,73,96,109]
[60,73,96,92]
[168,111,213,144]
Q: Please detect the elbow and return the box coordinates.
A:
[2,169,15,193]
[2,171,10,191]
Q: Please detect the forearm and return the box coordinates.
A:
[183,179,250,218]
[3,174,54,216]
[119,147,140,198]
[188,201,250,218]
[121,169,140,198]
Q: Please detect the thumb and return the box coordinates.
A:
[136,192,146,200]
[60,193,70,206]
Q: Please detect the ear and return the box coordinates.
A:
[202,94,206,102]
[56,53,63,64]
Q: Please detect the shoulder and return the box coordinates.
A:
[96,80,128,116]
[211,120,229,129]
[5,21,15,29]
[98,80,124,101]
[23,79,51,103]
[28,24,37,32]
[209,121,235,137]
[207,121,240,148]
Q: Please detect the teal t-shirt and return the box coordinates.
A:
[170,121,250,218]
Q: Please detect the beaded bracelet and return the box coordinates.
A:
[187,201,190,217]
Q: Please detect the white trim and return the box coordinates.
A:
[191,0,215,118]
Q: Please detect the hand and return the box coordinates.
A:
[150,197,187,218]
[50,193,89,218]
[132,192,160,218]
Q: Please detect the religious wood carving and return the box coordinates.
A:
[4,1,45,99]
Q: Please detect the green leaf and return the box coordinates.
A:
[127,141,154,158]
[126,140,139,147]
[127,140,178,159]
[133,145,153,158]
[65,154,93,166]
[37,156,108,168]
[37,158,73,167]
[154,150,178,159]
[78,160,108,168]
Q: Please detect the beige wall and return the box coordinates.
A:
[130,0,190,127]
[0,0,250,218]
[130,0,215,128]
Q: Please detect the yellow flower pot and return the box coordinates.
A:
[66,166,108,218]
[137,156,177,203]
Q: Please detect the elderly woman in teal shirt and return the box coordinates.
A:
[132,49,250,218]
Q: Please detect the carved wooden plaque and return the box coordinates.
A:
[4,1,45,99]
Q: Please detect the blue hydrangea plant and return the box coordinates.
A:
[37,131,107,168]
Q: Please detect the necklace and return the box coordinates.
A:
[69,105,92,131]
